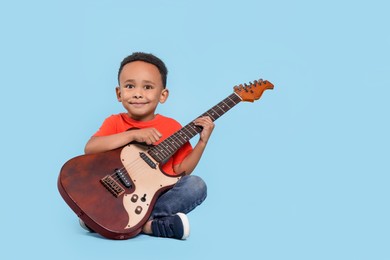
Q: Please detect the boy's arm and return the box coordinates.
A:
[84,128,162,154]
[174,116,215,175]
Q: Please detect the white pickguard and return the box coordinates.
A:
[120,143,180,229]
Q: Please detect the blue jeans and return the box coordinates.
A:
[150,175,207,219]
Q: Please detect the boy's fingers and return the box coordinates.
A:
[194,116,212,124]
[152,129,162,140]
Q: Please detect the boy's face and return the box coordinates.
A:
[116,61,168,121]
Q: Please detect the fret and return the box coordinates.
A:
[186,123,202,135]
[178,130,190,140]
[149,92,242,163]
[149,138,175,162]
[167,136,181,150]
[214,105,224,114]
[161,145,172,155]
[202,94,241,122]
[148,149,164,162]
[221,100,231,109]
[182,125,197,138]
[209,107,221,120]
[171,134,185,147]
[176,131,190,145]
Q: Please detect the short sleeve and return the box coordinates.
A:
[93,115,118,137]
[172,142,193,168]
[161,141,193,175]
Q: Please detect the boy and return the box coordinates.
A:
[80,52,214,240]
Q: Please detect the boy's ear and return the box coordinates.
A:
[116,86,122,102]
[159,88,169,104]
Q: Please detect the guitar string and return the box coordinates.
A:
[105,150,164,186]
[108,154,181,193]
[105,114,228,184]
[102,92,243,186]
[105,129,193,183]
[108,155,146,181]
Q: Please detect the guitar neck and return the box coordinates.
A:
[148,92,242,163]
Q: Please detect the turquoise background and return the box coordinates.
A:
[1,0,389,259]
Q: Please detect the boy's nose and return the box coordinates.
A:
[132,88,143,98]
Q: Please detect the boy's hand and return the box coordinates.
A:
[132,128,162,145]
[194,116,215,144]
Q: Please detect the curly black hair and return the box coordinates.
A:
[117,52,168,88]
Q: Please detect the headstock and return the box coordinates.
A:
[234,79,274,102]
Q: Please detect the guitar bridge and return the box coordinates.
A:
[100,175,125,197]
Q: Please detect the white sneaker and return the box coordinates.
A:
[79,219,95,232]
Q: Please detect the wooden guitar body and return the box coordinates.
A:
[58,143,181,240]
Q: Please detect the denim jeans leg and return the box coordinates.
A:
[150,175,207,219]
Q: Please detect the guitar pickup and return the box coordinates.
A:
[115,169,132,188]
[140,152,156,169]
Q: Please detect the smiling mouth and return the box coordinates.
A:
[130,102,148,107]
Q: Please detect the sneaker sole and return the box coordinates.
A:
[79,219,94,232]
[176,213,190,239]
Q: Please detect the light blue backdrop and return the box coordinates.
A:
[1,0,389,259]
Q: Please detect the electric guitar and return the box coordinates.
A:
[58,79,274,239]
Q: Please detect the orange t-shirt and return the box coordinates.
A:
[93,113,193,175]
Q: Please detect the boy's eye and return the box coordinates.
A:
[125,84,135,89]
[144,85,153,90]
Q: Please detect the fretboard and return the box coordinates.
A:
[148,92,242,163]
